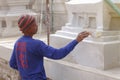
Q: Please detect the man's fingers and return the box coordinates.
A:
[76,31,90,42]
[80,31,90,38]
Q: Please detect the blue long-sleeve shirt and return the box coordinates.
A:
[9,36,78,80]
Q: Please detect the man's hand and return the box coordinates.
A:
[76,31,90,42]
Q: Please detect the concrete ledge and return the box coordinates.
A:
[0,46,12,61]
[45,58,120,80]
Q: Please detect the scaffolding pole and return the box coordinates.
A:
[46,0,50,45]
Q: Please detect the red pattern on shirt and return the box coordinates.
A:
[17,42,28,68]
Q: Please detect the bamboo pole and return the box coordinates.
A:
[46,0,50,45]
[39,0,44,33]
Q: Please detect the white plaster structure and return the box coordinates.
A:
[0,0,68,37]
[1,0,120,80]
[44,0,120,80]
[0,0,36,37]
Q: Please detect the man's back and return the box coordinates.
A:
[11,36,47,80]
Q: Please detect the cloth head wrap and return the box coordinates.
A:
[18,15,35,31]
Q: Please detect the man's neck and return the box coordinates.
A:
[24,34,33,37]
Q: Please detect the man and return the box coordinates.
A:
[9,14,90,80]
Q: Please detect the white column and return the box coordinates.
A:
[96,6,104,31]
[6,19,12,28]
